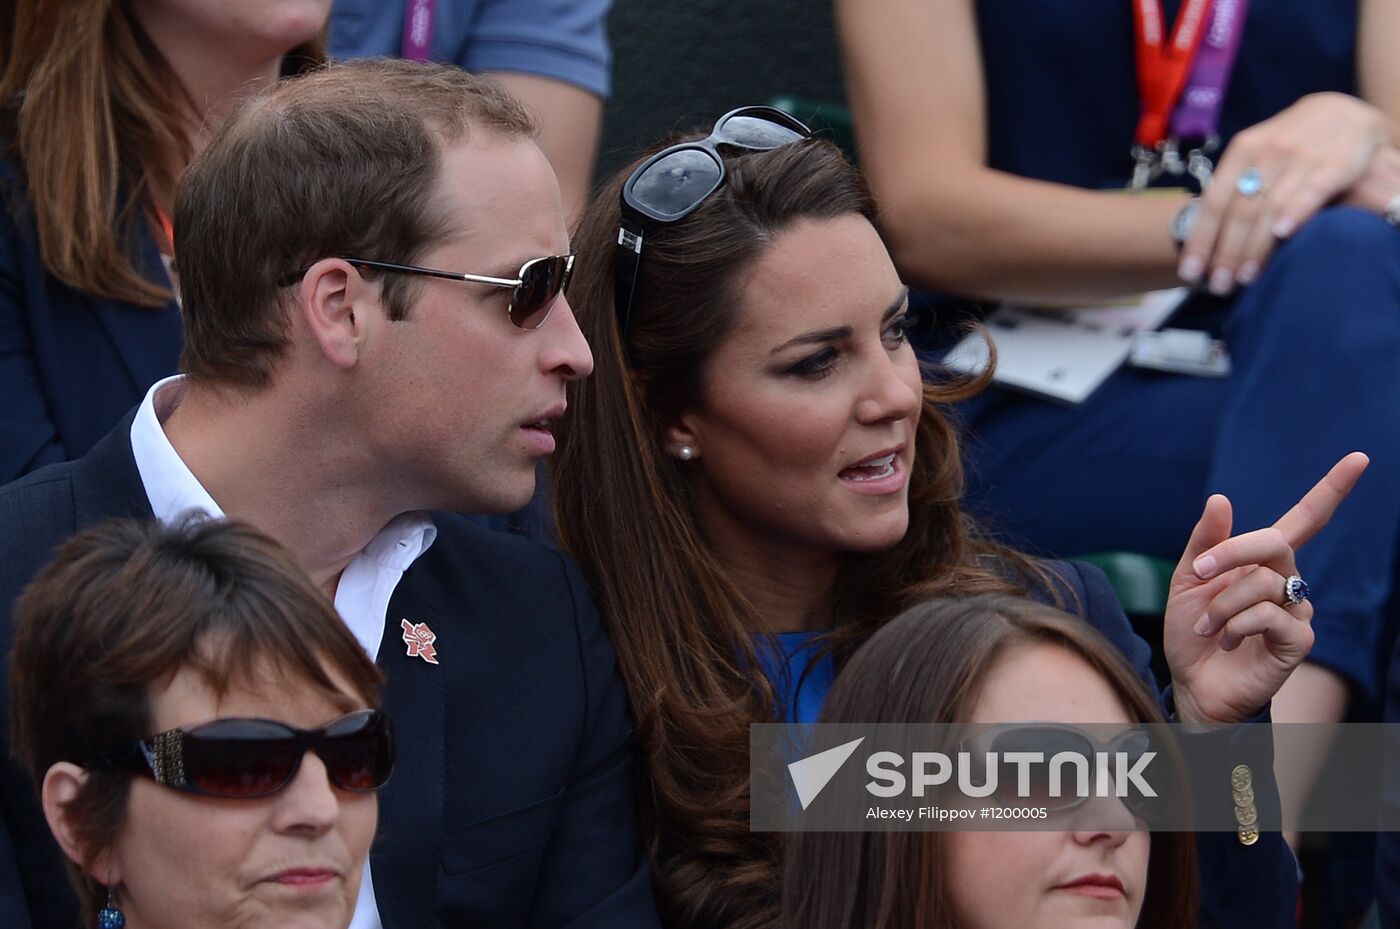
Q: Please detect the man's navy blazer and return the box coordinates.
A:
[0,415,660,928]
[0,164,183,484]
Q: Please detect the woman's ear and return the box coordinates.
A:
[41,763,118,883]
[665,414,702,461]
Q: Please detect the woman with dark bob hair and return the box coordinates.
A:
[552,108,1364,928]
[9,516,392,929]
[784,594,1197,929]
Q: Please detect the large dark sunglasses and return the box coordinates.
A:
[960,724,1174,823]
[99,708,395,799]
[279,254,574,330]
[614,105,812,341]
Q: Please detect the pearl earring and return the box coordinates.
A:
[677,445,695,461]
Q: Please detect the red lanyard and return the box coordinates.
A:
[153,203,175,254]
[1132,0,1216,146]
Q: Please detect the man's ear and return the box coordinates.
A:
[41,763,117,883]
[296,259,374,370]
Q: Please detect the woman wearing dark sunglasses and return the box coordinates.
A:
[553,110,1363,928]
[9,516,392,929]
[784,594,1196,929]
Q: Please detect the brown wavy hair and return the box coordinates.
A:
[553,134,1055,928]
[783,594,1196,929]
[0,0,325,307]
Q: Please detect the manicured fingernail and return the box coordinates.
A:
[1193,554,1217,579]
[1208,267,1234,295]
[1272,217,1296,239]
[1236,261,1259,285]
[1194,615,1213,636]
[1178,255,1205,282]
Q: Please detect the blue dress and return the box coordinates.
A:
[756,631,838,725]
[944,0,1398,704]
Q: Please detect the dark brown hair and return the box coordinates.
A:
[175,58,537,390]
[553,135,1052,928]
[0,0,324,307]
[783,594,1197,929]
[8,516,383,915]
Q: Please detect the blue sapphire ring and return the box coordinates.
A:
[1236,167,1265,198]
[1283,574,1309,606]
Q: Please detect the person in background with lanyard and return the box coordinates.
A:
[838,0,1400,914]
[328,0,609,228]
[0,1,328,484]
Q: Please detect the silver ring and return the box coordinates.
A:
[1283,574,1309,606]
[1383,192,1400,228]
[1236,167,1265,198]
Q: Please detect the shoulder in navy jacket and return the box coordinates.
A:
[0,162,182,484]
[0,414,660,929]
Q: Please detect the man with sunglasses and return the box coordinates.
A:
[0,59,659,929]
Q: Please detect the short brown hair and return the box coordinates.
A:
[9,516,383,915]
[175,58,537,389]
[783,594,1198,929]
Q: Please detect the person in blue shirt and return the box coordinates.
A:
[329,0,610,225]
[553,112,1365,929]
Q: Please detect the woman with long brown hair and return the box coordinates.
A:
[552,107,1365,928]
[783,594,1197,929]
[0,0,326,481]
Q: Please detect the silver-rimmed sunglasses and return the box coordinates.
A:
[280,254,575,330]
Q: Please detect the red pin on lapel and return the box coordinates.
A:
[401,619,439,665]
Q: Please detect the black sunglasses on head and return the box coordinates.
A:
[614,105,813,343]
[99,708,395,799]
[279,254,574,330]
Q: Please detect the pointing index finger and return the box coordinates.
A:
[1273,452,1369,549]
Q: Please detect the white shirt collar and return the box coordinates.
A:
[130,376,225,524]
[128,373,438,609]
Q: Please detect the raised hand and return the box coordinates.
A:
[1163,452,1369,725]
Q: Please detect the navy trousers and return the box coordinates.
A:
[953,206,1400,699]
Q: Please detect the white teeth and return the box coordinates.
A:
[843,455,896,482]
[846,452,895,471]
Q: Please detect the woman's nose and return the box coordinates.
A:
[855,352,921,425]
[272,752,341,835]
[1069,792,1138,847]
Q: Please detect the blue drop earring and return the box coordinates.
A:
[97,885,124,929]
